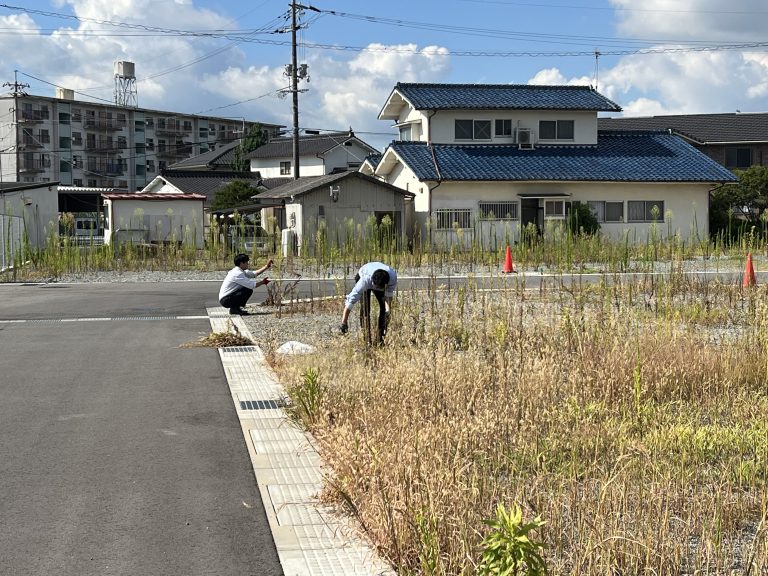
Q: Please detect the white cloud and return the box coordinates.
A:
[197,43,452,149]
[528,68,592,87]
[610,0,768,42]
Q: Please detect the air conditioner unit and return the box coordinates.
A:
[518,128,534,149]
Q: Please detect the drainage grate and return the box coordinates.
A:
[240,399,285,410]
[221,346,260,353]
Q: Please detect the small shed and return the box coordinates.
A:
[1,182,59,268]
[102,192,206,248]
[255,171,414,255]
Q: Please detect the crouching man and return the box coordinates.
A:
[219,253,273,316]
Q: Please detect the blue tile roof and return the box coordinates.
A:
[387,131,737,183]
[393,83,622,111]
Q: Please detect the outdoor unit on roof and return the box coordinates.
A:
[518,128,534,150]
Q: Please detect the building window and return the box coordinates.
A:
[280,161,291,175]
[146,138,154,150]
[495,119,513,138]
[136,164,146,176]
[87,179,97,187]
[588,200,624,223]
[399,124,412,141]
[58,112,70,124]
[59,136,71,149]
[73,179,83,187]
[199,127,208,138]
[435,208,472,229]
[455,119,491,140]
[539,120,575,140]
[117,136,127,149]
[135,120,145,132]
[60,160,71,173]
[72,155,81,168]
[72,108,82,123]
[147,160,155,172]
[39,129,50,144]
[627,200,664,222]
[725,147,753,168]
[145,117,154,127]
[478,201,518,220]
[136,143,146,154]
[72,132,82,146]
[158,160,166,171]
[544,199,566,218]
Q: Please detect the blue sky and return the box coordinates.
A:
[2,0,768,150]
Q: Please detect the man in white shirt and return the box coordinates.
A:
[340,261,397,344]
[218,253,273,315]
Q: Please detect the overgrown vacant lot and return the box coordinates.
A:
[274,275,768,575]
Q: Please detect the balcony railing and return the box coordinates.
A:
[20,159,51,172]
[21,136,43,148]
[19,110,49,123]
[84,119,127,131]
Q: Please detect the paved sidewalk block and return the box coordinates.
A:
[207,308,395,576]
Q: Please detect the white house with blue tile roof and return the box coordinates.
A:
[366,83,737,246]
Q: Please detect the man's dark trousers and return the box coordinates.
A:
[356,273,387,345]
[220,286,253,311]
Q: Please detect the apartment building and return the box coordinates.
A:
[0,91,282,191]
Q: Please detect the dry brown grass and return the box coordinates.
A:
[274,278,768,575]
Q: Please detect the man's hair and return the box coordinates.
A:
[371,269,390,290]
[234,253,250,267]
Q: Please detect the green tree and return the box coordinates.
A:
[567,201,600,235]
[211,179,259,210]
[231,123,266,172]
[710,165,768,238]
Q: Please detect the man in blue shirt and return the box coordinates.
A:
[340,261,397,344]
[218,253,273,315]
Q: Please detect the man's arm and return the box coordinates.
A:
[254,259,274,276]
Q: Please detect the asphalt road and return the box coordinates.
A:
[0,281,283,576]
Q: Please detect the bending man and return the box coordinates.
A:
[340,261,397,344]
[219,253,273,316]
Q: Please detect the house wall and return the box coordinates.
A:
[410,180,710,247]
[103,198,204,248]
[400,109,598,145]
[696,143,768,169]
[430,110,598,145]
[323,142,375,170]
[250,155,324,178]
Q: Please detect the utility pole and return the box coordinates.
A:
[291,0,300,180]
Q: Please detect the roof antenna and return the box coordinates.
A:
[594,49,601,92]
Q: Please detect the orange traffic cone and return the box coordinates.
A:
[744,252,757,287]
[503,245,516,273]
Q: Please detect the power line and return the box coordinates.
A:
[195,87,291,115]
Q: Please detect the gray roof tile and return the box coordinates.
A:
[387,131,736,183]
[391,83,622,111]
[598,113,768,144]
